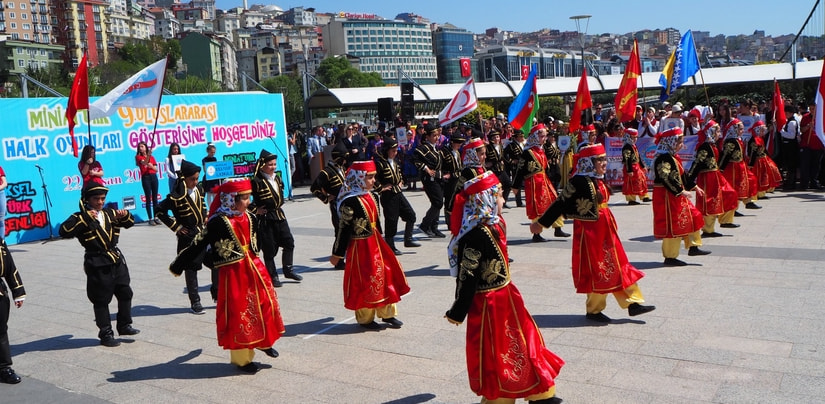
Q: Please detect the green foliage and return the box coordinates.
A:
[537,95,568,122]
[316,57,384,88]
[165,74,222,94]
[261,74,304,124]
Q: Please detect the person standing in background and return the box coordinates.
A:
[201,143,219,208]
[164,143,182,194]
[0,238,25,384]
[0,167,6,239]
[78,145,105,187]
[136,141,161,225]
[307,126,327,183]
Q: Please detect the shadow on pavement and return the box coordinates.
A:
[108,349,248,382]
[404,265,447,277]
[381,393,438,404]
[132,304,192,317]
[284,316,393,337]
[12,334,99,353]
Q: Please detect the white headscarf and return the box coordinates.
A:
[336,161,376,211]
[447,171,502,277]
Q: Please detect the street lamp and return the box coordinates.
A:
[569,14,591,76]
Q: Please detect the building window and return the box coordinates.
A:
[19,2,25,9]
[18,60,24,67]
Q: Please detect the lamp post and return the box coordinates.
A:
[569,14,591,76]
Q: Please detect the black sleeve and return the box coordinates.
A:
[445,231,486,323]
[170,218,214,275]
[332,199,356,258]
[155,196,178,231]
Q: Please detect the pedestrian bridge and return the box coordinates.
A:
[306,60,824,109]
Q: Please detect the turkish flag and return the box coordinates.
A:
[66,53,89,157]
[521,65,530,80]
[460,57,471,78]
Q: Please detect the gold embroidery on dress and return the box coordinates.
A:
[353,217,369,235]
[561,182,575,198]
[575,198,594,216]
[527,160,540,174]
[597,237,618,282]
[500,320,527,382]
[340,206,354,224]
[461,247,481,276]
[482,258,504,284]
[215,238,239,259]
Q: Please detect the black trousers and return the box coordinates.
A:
[779,139,799,188]
[799,148,824,189]
[141,174,159,219]
[494,170,512,200]
[328,200,340,236]
[0,282,12,368]
[442,176,459,232]
[257,217,295,279]
[380,191,416,246]
[177,232,206,305]
[421,178,444,231]
[84,260,133,338]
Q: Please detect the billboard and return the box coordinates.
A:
[1,92,289,245]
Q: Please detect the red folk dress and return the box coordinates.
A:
[572,180,645,293]
[720,138,756,199]
[522,148,558,220]
[748,137,783,192]
[653,154,704,238]
[216,213,285,350]
[342,194,410,311]
[621,144,649,197]
[689,143,739,216]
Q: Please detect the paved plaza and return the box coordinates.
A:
[1,184,825,404]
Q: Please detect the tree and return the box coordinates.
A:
[261,75,304,124]
[316,56,384,88]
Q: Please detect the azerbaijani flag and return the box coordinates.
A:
[508,64,538,130]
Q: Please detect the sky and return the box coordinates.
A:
[215,0,820,38]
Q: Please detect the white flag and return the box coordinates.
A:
[438,78,478,127]
[89,58,168,120]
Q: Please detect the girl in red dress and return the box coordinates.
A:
[620,128,651,204]
[447,171,564,404]
[747,121,783,197]
[171,178,284,373]
[330,161,410,329]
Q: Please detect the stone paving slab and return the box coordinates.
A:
[1,185,824,403]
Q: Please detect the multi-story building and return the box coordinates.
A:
[474,45,598,81]
[108,3,155,46]
[179,31,222,84]
[214,11,240,39]
[280,6,316,27]
[323,14,437,84]
[52,0,111,68]
[188,0,214,20]
[0,0,51,45]
[432,24,474,84]
[150,7,180,39]
[0,35,64,74]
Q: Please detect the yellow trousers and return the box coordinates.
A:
[585,283,645,314]
[718,209,736,225]
[661,231,702,258]
[480,386,556,404]
[355,304,397,324]
[230,349,255,366]
[625,193,650,202]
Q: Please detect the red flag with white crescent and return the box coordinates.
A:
[460,58,472,78]
[521,65,530,80]
[438,78,478,127]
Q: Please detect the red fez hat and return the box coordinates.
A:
[654,127,683,144]
[218,178,252,195]
[450,171,500,235]
[347,160,377,173]
[624,128,638,137]
[530,123,546,133]
[570,144,606,176]
[724,118,742,135]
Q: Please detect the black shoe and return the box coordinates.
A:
[627,200,641,205]
[391,248,402,255]
[530,396,563,404]
[745,202,762,209]
[720,223,740,228]
[628,303,656,316]
[334,261,346,270]
[100,335,121,347]
[271,274,283,288]
[642,197,652,202]
[503,203,512,209]
[381,317,403,328]
[257,347,279,358]
[431,229,447,238]
[0,368,22,384]
[191,302,205,315]
[532,234,547,243]
[508,257,514,263]
[237,362,260,374]
[404,239,421,248]
[418,224,435,238]
[734,211,744,217]
[554,228,571,238]
[688,246,711,256]
[359,321,382,330]
[117,325,140,336]
[283,270,303,282]
[585,312,611,323]
[701,231,724,238]
[516,202,524,207]
[663,258,688,266]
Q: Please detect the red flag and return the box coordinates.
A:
[459,57,471,78]
[770,79,786,157]
[614,39,641,122]
[568,69,592,135]
[66,53,89,157]
[521,65,530,80]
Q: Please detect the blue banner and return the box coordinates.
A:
[1,92,289,245]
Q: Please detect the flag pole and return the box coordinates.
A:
[148,55,170,151]
[83,49,93,146]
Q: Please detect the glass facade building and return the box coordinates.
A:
[432,25,474,84]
